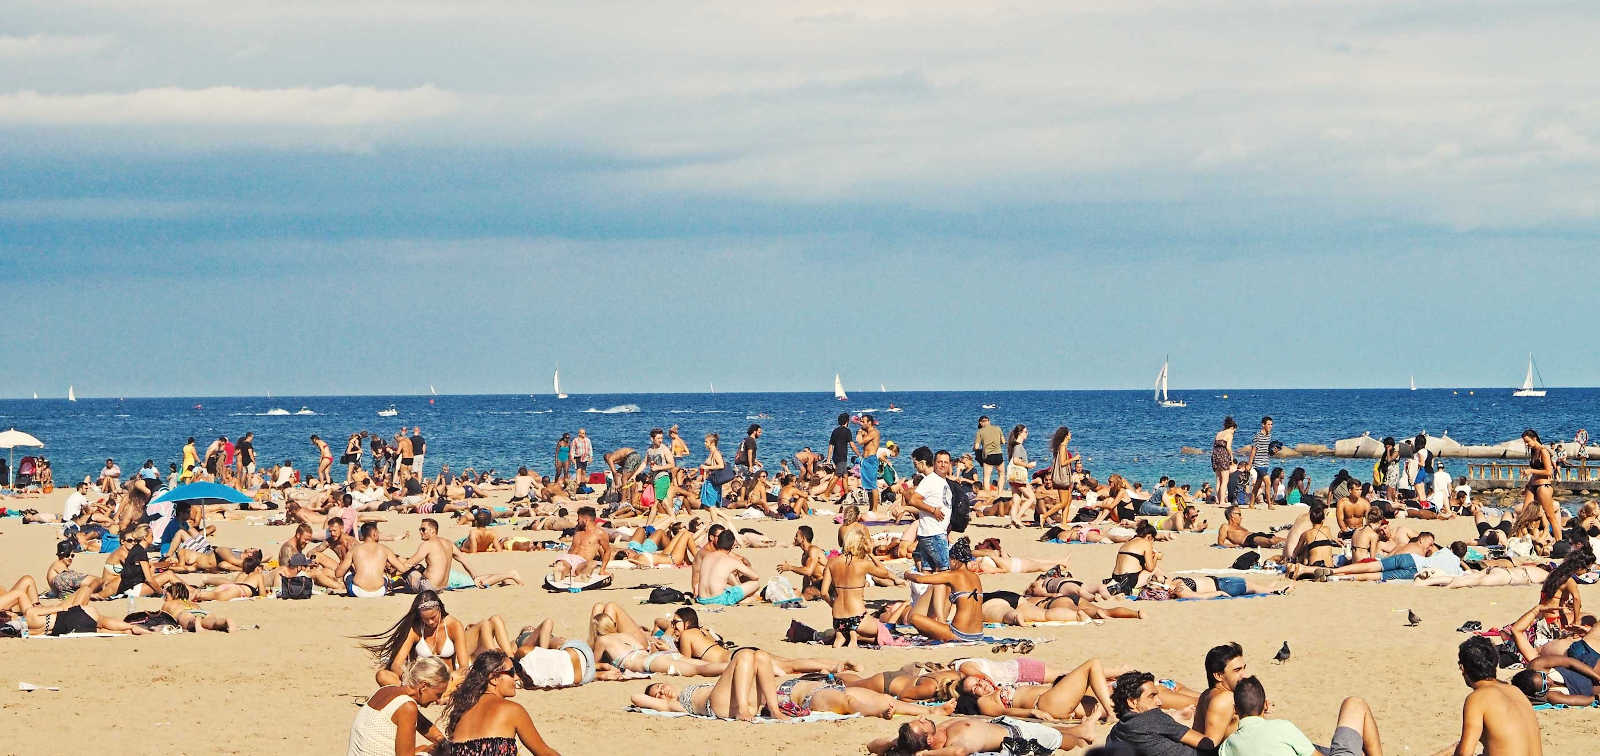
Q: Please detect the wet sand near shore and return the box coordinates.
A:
[3,487,1598,754]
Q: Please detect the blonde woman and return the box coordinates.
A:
[347,656,449,756]
[821,529,905,646]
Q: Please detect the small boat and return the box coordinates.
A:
[554,368,568,400]
[429,384,438,396]
[1409,375,1417,391]
[67,385,76,402]
[1155,357,1186,408]
[377,405,398,417]
[887,403,902,413]
[1512,354,1546,397]
[834,373,848,402]
[709,382,716,395]
[981,403,997,409]
[295,406,316,415]
[265,408,291,416]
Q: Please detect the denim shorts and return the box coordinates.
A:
[914,534,950,573]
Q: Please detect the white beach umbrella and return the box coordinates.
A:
[0,428,44,485]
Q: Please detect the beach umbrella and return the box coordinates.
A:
[0,428,43,486]
[148,481,253,506]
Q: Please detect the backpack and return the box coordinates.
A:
[645,587,689,604]
[947,479,974,533]
[1230,551,1262,570]
[279,575,314,600]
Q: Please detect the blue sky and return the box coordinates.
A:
[2,1,1598,397]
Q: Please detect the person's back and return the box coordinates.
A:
[696,549,738,596]
[1468,681,1542,756]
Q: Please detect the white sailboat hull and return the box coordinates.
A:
[1512,390,1546,398]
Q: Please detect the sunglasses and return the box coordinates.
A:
[494,667,516,681]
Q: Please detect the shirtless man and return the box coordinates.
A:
[1433,637,1542,756]
[551,506,612,581]
[1195,642,1248,744]
[1217,506,1285,548]
[777,526,827,600]
[603,446,642,502]
[870,716,1085,755]
[694,529,763,606]
[1337,485,1372,538]
[853,415,882,514]
[277,523,344,591]
[335,522,406,597]
[306,515,352,570]
[393,432,414,483]
[401,518,521,592]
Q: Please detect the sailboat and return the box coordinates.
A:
[709,382,716,395]
[880,383,887,393]
[1409,375,1417,391]
[429,384,437,396]
[31,392,37,400]
[1155,358,1186,408]
[834,374,848,402]
[67,385,76,402]
[554,368,568,399]
[1513,354,1547,397]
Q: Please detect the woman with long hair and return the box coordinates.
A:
[821,529,904,646]
[1036,427,1075,526]
[440,651,560,755]
[1211,416,1238,505]
[348,656,450,756]
[1523,429,1561,534]
[359,590,515,686]
[903,538,987,642]
[1004,425,1035,528]
[1285,467,1310,506]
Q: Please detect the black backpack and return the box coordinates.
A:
[947,479,974,533]
[279,575,314,599]
[645,587,690,604]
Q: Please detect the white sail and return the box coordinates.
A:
[554,368,568,399]
[709,382,716,395]
[1513,354,1546,397]
[67,385,75,402]
[1410,375,1416,391]
[429,384,437,396]
[834,373,848,401]
[1155,357,1185,407]
[32,392,38,399]
[880,383,887,393]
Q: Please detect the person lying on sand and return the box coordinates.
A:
[870,715,1089,755]
[510,618,629,689]
[1107,671,1218,755]
[775,674,949,718]
[631,647,794,721]
[659,606,854,674]
[587,601,724,676]
[1217,506,1285,549]
[1026,567,1117,604]
[980,590,1142,625]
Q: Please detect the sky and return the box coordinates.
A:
[2,1,1598,397]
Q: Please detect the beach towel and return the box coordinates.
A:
[1533,701,1600,710]
[985,621,1091,628]
[1127,592,1280,602]
[627,706,860,723]
[26,632,124,639]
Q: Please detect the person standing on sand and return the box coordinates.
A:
[410,427,426,480]
[828,413,852,481]
[393,432,414,483]
[973,415,1006,492]
[1434,637,1542,756]
[735,424,761,476]
[854,414,881,513]
[1243,416,1274,509]
[669,424,690,459]
[236,431,256,481]
[571,428,593,486]
[312,435,333,485]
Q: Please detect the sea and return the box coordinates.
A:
[2,389,1595,496]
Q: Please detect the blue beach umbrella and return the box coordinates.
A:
[148,481,253,506]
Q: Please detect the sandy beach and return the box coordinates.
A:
[1,485,1596,755]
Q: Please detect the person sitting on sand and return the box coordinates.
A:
[953,657,1114,735]
[902,537,986,642]
[1295,532,1461,582]
[335,522,407,598]
[1107,520,1167,595]
[777,525,827,599]
[45,539,91,597]
[89,523,182,599]
[631,647,795,721]
[820,529,904,646]
[361,590,515,686]
[347,656,449,756]
[1289,502,1343,569]
[1435,637,1542,756]
[693,528,763,606]
[871,716,1088,756]
[457,508,500,553]
[440,651,561,755]
[1194,642,1247,743]
[1220,676,1383,756]
[1217,506,1285,549]
[550,506,612,582]
[1106,671,1218,756]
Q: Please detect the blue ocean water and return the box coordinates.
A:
[2,389,1594,491]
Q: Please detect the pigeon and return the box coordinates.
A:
[1273,641,1291,664]
[1407,610,1422,627]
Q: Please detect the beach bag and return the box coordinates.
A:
[645,587,690,604]
[762,575,800,603]
[1050,456,1074,489]
[948,480,974,533]
[1138,585,1171,601]
[278,575,314,600]
[1007,461,1028,485]
[1230,551,1262,570]
[708,466,736,487]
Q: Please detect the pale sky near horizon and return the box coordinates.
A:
[2,1,1597,397]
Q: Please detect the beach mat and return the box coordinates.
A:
[26,632,124,639]
[985,621,1091,628]
[627,707,860,723]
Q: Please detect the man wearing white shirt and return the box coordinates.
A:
[61,481,92,522]
[899,446,952,573]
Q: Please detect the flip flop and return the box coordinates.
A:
[1456,620,1483,633]
[778,701,810,718]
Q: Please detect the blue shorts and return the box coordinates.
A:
[1213,577,1247,597]
[447,569,476,590]
[1569,640,1600,667]
[914,534,950,573]
[859,456,880,486]
[1378,554,1418,581]
[627,540,659,554]
[696,585,746,606]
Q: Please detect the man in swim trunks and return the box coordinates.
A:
[1308,532,1459,582]
[870,715,1087,755]
[1217,506,1285,548]
[645,429,676,516]
[853,415,882,513]
[335,522,406,597]
[401,518,484,592]
[551,506,611,581]
[776,525,827,600]
[694,529,762,606]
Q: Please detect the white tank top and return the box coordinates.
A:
[347,693,413,756]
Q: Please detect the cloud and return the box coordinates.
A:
[0,85,458,126]
[0,34,110,57]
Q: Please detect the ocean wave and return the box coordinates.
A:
[583,404,640,414]
[699,410,731,414]
[530,409,554,414]
[669,409,695,414]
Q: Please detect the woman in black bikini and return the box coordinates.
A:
[193,550,268,601]
[1106,521,1164,595]
[1025,568,1116,603]
[343,433,363,482]
[821,529,904,646]
[1523,429,1561,533]
[903,538,987,642]
[441,651,560,755]
[840,662,962,701]
[1291,503,1342,569]
[664,607,851,675]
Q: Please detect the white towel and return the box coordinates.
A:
[627,707,859,724]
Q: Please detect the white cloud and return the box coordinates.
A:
[0,34,110,57]
[0,85,458,126]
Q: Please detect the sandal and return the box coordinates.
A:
[778,700,810,718]
[1456,620,1483,633]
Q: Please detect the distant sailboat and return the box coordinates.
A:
[1409,375,1417,391]
[1155,357,1186,408]
[834,374,848,402]
[880,383,887,393]
[554,368,568,399]
[429,384,438,396]
[1513,354,1547,397]
[709,382,716,395]
[67,385,76,402]
[32,392,38,400]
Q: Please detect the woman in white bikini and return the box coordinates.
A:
[360,590,516,686]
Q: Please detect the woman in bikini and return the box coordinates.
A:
[631,647,795,721]
[839,662,963,702]
[661,607,853,676]
[46,539,91,597]
[1025,567,1117,604]
[821,529,904,646]
[1168,574,1292,599]
[441,651,561,755]
[969,553,1074,575]
[952,657,1114,737]
[192,550,269,601]
[983,591,1142,625]
[1106,520,1165,595]
[1523,429,1561,533]
[360,590,516,686]
[312,434,333,486]
[1290,503,1341,569]
[1211,416,1238,505]
[343,433,363,483]
[903,537,987,642]
[775,675,948,718]
[588,601,723,677]
[158,583,233,632]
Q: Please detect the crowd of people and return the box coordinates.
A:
[3,410,1591,756]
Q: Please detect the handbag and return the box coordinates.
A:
[278,575,314,599]
[708,466,736,487]
[1050,456,1074,489]
[1007,462,1028,485]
